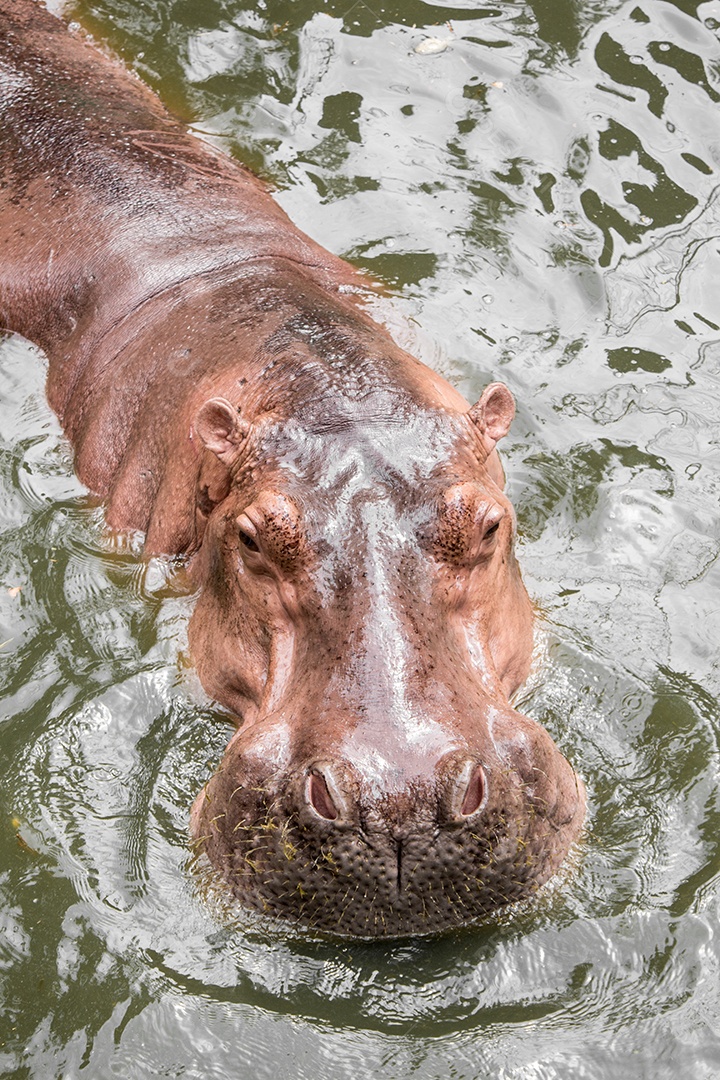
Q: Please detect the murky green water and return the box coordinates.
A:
[2,0,720,1075]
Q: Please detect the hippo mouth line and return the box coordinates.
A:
[395,839,403,895]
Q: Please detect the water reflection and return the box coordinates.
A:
[2,0,720,1074]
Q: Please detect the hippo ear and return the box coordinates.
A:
[467,382,515,445]
[194,397,250,465]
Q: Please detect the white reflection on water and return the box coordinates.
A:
[3,0,720,1074]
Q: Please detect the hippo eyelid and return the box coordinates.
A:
[479,506,505,543]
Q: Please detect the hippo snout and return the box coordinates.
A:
[192,718,585,939]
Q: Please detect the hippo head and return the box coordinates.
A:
[187,376,584,938]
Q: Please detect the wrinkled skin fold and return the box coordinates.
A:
[0,0,585,938]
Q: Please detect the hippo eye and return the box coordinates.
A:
[239,529,259,553]
[480,510,505,545]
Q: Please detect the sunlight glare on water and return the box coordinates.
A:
[2,0,720,1076]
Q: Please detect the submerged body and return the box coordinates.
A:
[0,0,584,937]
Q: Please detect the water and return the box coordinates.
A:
[2,0,720,1075]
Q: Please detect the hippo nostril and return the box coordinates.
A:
[306,770,338,821]
[459,763,487,817]
[437,755,489,823]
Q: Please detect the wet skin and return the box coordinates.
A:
[0,0,585,937]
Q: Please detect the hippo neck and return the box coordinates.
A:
[0,0,364,367]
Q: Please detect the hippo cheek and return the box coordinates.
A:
[486,707,586,825]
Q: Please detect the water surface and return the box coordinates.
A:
[2,0,720,1076]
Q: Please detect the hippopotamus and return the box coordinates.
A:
[0,0,585,937]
